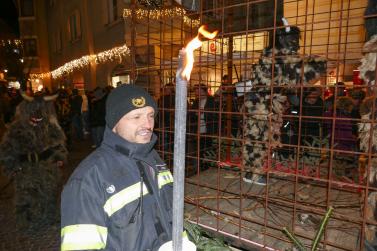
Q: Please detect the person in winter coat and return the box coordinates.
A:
[324,96,358,152]
[156,83,176,168]
[0,84,11,139]
[60,84,194,251]
[188,84,219,170]
[80,89,90,135]
[69,88,83,140]
[300,87,324,146]
[56,89,72,147]
[89,87,107,148]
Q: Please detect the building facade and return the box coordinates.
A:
[18,0,132,91]
[16,0,366,92]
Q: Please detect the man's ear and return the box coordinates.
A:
[112,124,117,133]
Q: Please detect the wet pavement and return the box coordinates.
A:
[0,137,94,251]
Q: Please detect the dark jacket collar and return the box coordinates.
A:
[102,126,157,159]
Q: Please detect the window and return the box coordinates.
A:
[202,0,221,18]
[177,0,197,11]
[249,0,283,30]
[54,29,62,52]
[23,38,38,57]
[249,0,283,47]
[20,0,34,17]
[106,0,118,24]
[68,10,81,42]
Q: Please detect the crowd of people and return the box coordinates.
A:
[156,76,241,173]
[281,83,366,155]
[0,84,113,150]
[156,79,371,183]
[0,81,371,176]
[0,84,23,138]
[259,83,368,182]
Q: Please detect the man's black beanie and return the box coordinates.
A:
[105,84,158,129]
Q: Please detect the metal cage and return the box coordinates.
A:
[123,0,376,249]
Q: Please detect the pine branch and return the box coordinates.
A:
[184,221,232,251]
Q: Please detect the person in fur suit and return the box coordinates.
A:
[0,91,68,230]
[358,28,377,247]
[358,95,377,247]
[359,35,377,86]
[242,18,327,185]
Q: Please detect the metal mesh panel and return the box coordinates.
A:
[124,0,376,249]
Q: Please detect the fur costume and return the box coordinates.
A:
[359,35,377,85]
[359,32,377,242]
[0,93,67,230]
[242,23,327,180]
[359,95,377,242]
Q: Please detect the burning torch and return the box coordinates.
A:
[170,25,217,251]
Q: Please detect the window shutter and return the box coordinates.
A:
[76,10,81,38]
[67,18,71,42]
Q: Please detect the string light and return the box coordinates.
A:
[123,6,200,27]
[30,44,130,80]
[1,39,22,47]
[31,72,51,79]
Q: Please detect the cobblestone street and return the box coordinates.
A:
[0,137,93,250]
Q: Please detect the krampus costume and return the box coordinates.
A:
[358,35,377,245]
[358,1,377,244]
[0,92,68,230]
[242,18,327,182]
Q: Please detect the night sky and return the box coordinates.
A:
[0,0,19,35]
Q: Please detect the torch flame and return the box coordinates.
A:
[198,26,218,39]
[181,25,218,80]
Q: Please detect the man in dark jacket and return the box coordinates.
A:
[301,87,324,146]
[69,88,83,140]
[157,83,175,152]
[61,84,190,250]
[157,83,176,169]
[89,87,107,148]
[188,84,219,170]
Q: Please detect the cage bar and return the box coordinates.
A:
[123,0,376,249]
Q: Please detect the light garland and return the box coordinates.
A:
[1,39,22,47]
[123,6,200,27]
[30,44,130,80]
[32,72,51,79]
